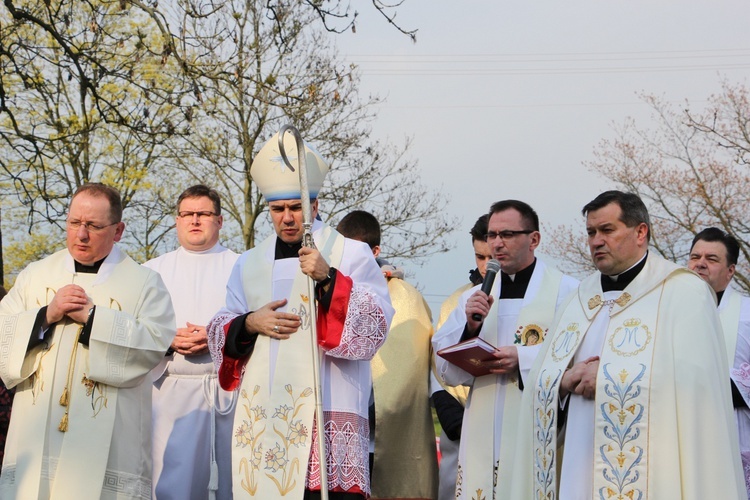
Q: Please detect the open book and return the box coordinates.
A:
[436,336,499,377]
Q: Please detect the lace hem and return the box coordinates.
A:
[306,411,369,495]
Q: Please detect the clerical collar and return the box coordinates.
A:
[500,259,536,299]
[75,257,106,274]
[275,238,303,259]
[601,252,647,292]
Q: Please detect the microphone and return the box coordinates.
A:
[471,259,501,322]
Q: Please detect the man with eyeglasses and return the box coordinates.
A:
[144,185,239,500]
[206,133,393,500]
[432,199,578,500]
[0,183,175,499]
[688,227,750,495]
[512,191,744,499]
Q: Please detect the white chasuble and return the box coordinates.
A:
[433,259,576,500]
[513,253,745,500]
[0,247,176,500]
[233,226,344,500]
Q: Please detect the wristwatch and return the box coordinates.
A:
[317,267,335,288]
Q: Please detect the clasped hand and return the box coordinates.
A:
[46,284,93,326]
[172,322,209,355]
[561,356,600,399]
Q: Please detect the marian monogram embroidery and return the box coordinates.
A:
[609,318,652,357]
[292,297,312,331]
[551,323,581,362]
[81,374,108,416]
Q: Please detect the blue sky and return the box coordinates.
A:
[335,0,750,315]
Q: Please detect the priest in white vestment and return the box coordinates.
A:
[207,132,394,500]
[688,227,750,498]
[512,190,745,500]
[145,185,239,500]
[432,200,578,500]
[431,213,490,500]
[0,183,176,500]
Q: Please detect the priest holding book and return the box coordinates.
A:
[432,199,578,500]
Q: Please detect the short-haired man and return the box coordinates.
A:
[0,183,175,499]
[432,200,578,500]
[337,210,438,500]
[145,185,239,499]
[431,213,490,500]
[513,191,745,499]
[207,133,394,499]
[688,227,750,494]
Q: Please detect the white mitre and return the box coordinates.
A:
[251,130,329,201]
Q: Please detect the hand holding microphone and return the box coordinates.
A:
[471,259,501,322]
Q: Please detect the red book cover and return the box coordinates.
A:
[436,336,499,377]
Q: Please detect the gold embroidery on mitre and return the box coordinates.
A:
[588,295,602,310]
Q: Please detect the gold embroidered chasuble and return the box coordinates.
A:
[232,226,345,500]
[370,277,438,500]
[512,253,745,500]
[434,283,473,407]
[0,247,176,500]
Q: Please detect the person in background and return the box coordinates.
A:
[337,209,438,500]
[145,185,239,499]
[688,227,750,496]
[430,214,490,500]
[0,286,10,469]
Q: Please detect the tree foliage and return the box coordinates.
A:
[546,80,750,291]
[0,0,450,287]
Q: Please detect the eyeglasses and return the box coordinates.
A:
[484,230,534,242]
[66,220,118,233]
[177,211,217,220]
